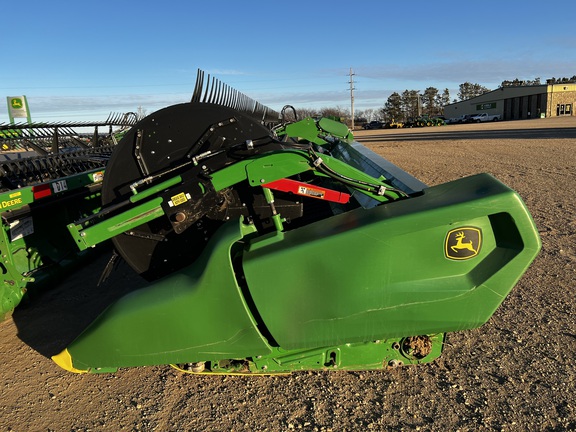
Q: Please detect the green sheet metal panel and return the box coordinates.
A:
[243,174,540,350]
[57,219,271,372]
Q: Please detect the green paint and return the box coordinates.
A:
[56,173,539,373]
[57,219,272,372]
[243,174,540,349]
[47,115,541,374]
[67,197,165,251]
[0,170,106,320]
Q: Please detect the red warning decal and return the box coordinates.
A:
[263,179,350,204]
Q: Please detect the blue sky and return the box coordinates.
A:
[1,0,575,123]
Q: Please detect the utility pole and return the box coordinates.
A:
[349,67,355,130]
[418,94,422,117]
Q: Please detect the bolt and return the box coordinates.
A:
[174,212,186,223]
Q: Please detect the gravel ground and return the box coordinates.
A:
[1,117,575,431]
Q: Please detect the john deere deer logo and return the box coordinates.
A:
[445,227,481,260]
[452,231,476,253]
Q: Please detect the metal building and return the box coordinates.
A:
[444,83,576,121]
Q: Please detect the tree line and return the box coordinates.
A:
[291,75,576,124]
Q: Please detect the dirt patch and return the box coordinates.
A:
[1,117,575,431]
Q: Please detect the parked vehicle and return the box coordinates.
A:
[385,119,404,128]
[456,114,478,124]
[447,115,473,124]
[363,121,383,130]
[471,113,501,122]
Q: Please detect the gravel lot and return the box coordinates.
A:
[1,117,575,431]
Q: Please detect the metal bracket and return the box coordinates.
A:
[134,129,151,177]
[185,118,237,159]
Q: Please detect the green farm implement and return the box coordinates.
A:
[0,115,137,320]
[3,71,540,374]
[404,115,445,128]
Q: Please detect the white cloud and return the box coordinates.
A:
[355,58,576,87]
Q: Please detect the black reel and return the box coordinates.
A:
[101,102,275,280]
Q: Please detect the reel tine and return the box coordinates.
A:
[191,69,204,102]
[191,69,280,125]
[224,83,232,107]
[207,76,215,103]
[215,80,223,105]
[202,73,211,103]
[231,89,237,110]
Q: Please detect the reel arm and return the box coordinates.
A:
[67,147,402,252]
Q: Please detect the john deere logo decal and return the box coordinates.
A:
[11,98,23,109]
[445,227,481,260]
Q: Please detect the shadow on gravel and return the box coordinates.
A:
[12,249,148,358]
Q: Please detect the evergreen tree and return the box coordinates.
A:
[440,88,450,114]
[423,87,439,116]
[401,90,421,119]
[458,82,490,101]
[382,92,403,121]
